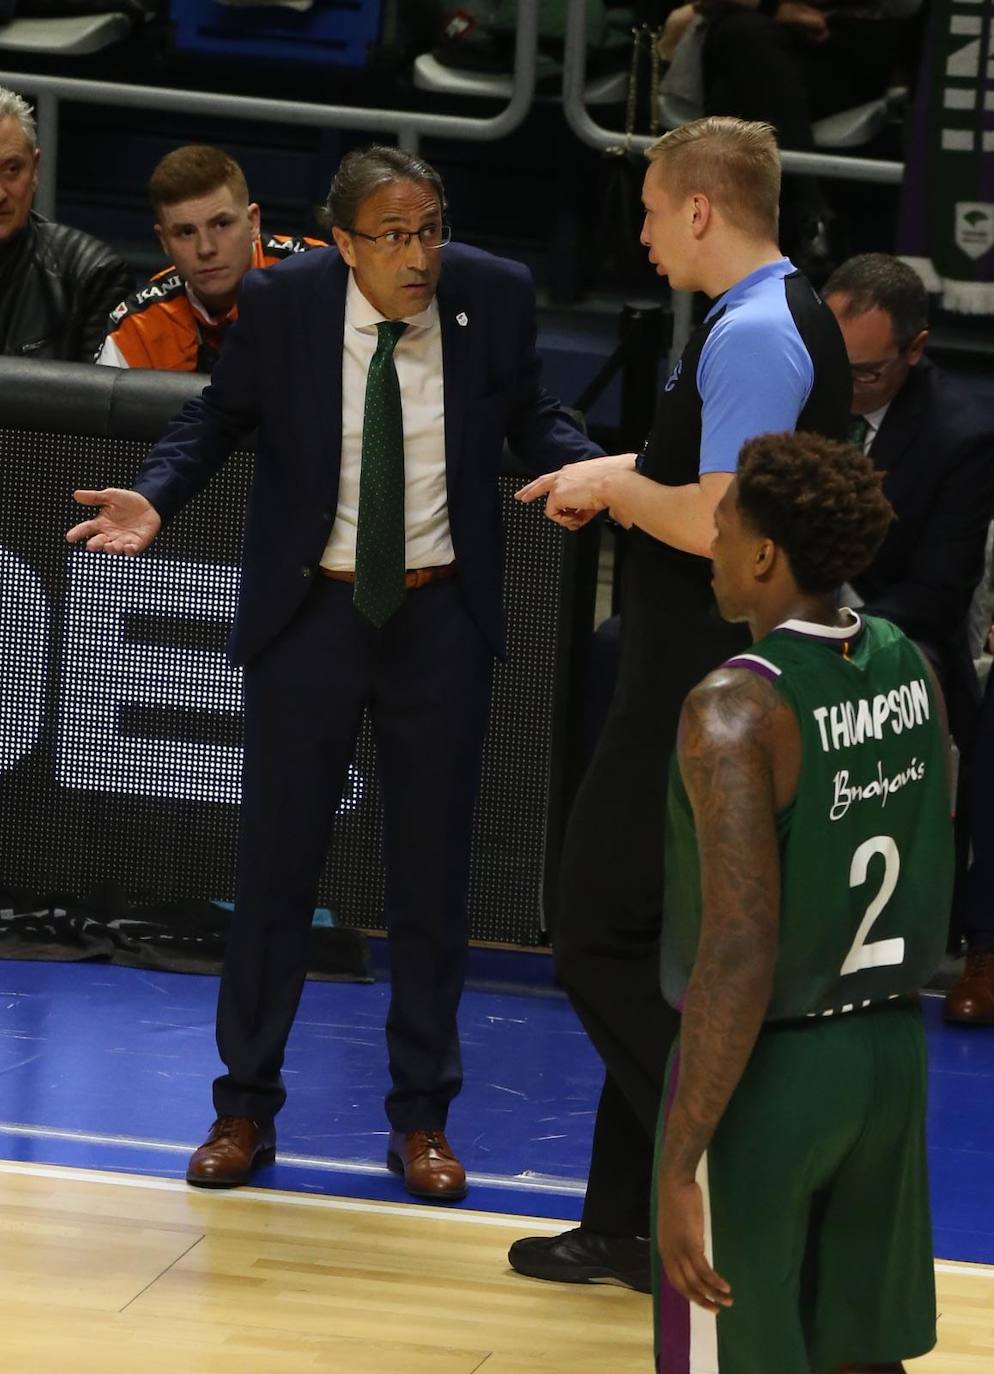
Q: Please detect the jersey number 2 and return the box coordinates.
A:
[841,835,905,976]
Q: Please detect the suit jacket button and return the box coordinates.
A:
[301,565,313,578]
[321,508,333,521]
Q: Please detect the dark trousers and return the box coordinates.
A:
[555,556,747,1236]
[964,668,994,953]
[212,574,493,1131]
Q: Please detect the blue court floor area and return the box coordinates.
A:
[0,955,992,1262]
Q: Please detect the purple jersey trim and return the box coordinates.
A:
[772,611,864,651]
[723,653,782,684]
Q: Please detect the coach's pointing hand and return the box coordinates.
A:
[66,488,161,556]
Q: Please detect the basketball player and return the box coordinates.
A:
[655,431,953,1374]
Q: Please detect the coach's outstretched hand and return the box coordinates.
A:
[66,488,161,556]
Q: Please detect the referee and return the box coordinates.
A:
[511,117,852,1291]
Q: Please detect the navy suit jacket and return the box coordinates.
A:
[133,242,602,663]
[854,358,994,744]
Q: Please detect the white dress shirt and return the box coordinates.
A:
[321,272,453,572]
[859,401,891,452]
[840,401,891,609]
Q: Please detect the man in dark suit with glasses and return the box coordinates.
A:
[823,253,994,1022]
[66,145,602,1199]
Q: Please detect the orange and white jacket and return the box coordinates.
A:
[96,232,326,372]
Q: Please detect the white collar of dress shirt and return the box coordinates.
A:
[862,400,891,437]
[345,269,438,333]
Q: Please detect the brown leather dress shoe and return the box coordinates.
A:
[386,1128,467,1200]
[186,1115,276,1188]
[945,952,994,1025]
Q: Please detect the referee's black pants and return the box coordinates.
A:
[554,553,747,1237]
[964,665,994,953]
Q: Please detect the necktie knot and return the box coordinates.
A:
[376,320,408,356]
[847,414,870,448]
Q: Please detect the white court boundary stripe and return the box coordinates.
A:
[0,1159,569,1230]
[935,1260,994,1277]
[0,1161,988,1268]
[690,1152,720,1374]
[0,1121,584,1196]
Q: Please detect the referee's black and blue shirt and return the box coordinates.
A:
[622,257,851,685]
[635,258,851,569]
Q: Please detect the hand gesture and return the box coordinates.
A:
[66,488,162,556]
[515,453,637,532]
[657,1171,733,1314]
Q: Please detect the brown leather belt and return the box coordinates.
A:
[320,560,457,591]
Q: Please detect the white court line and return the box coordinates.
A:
[935,1259,994,1277]
[0,1159,569,1230]
[0,1120,585,1195]
[0,1160,989,1264]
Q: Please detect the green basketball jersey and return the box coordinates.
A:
[662,613,954,1021]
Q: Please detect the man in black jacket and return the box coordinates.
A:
[823,253,994,1023]
[822,255,994,745]
[0,86,133,362]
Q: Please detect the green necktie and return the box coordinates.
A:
[847,415,870,449]
[354,320,408,627]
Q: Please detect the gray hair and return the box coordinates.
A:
[823,253,929,349]
[0,87,37,153]
[321,145,446,231]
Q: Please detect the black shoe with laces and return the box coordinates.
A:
[507,1227,651,1293]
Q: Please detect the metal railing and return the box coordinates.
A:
[562,0,904,183]
[1,0,540,220]
[562,0,906,359]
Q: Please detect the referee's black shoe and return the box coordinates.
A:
[507,1227,651,1293]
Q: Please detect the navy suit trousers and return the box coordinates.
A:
[212,574,493,1130]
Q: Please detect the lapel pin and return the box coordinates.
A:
[456,312,468,327]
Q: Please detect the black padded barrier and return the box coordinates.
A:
[0,359,593,946]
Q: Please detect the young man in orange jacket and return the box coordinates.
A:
[97,144,325,372]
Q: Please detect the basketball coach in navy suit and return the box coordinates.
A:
[67,146,603,1199]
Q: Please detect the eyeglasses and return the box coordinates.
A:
[850,351,909,385]
[342,223,452,253]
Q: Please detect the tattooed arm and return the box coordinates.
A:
[657,666,793,1313]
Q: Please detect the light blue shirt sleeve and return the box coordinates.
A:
[696,311,815,476]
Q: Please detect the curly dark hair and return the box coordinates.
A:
[735,432,894,594]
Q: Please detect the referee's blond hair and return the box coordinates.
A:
[647,117,781,240]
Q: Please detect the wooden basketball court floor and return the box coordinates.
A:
[1,958,992,1371]
[4,1161,639,1374]
[0,1160,990,1374]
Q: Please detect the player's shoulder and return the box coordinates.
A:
[680,664,788,753]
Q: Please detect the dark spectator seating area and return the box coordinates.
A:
[0,0,926,326]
